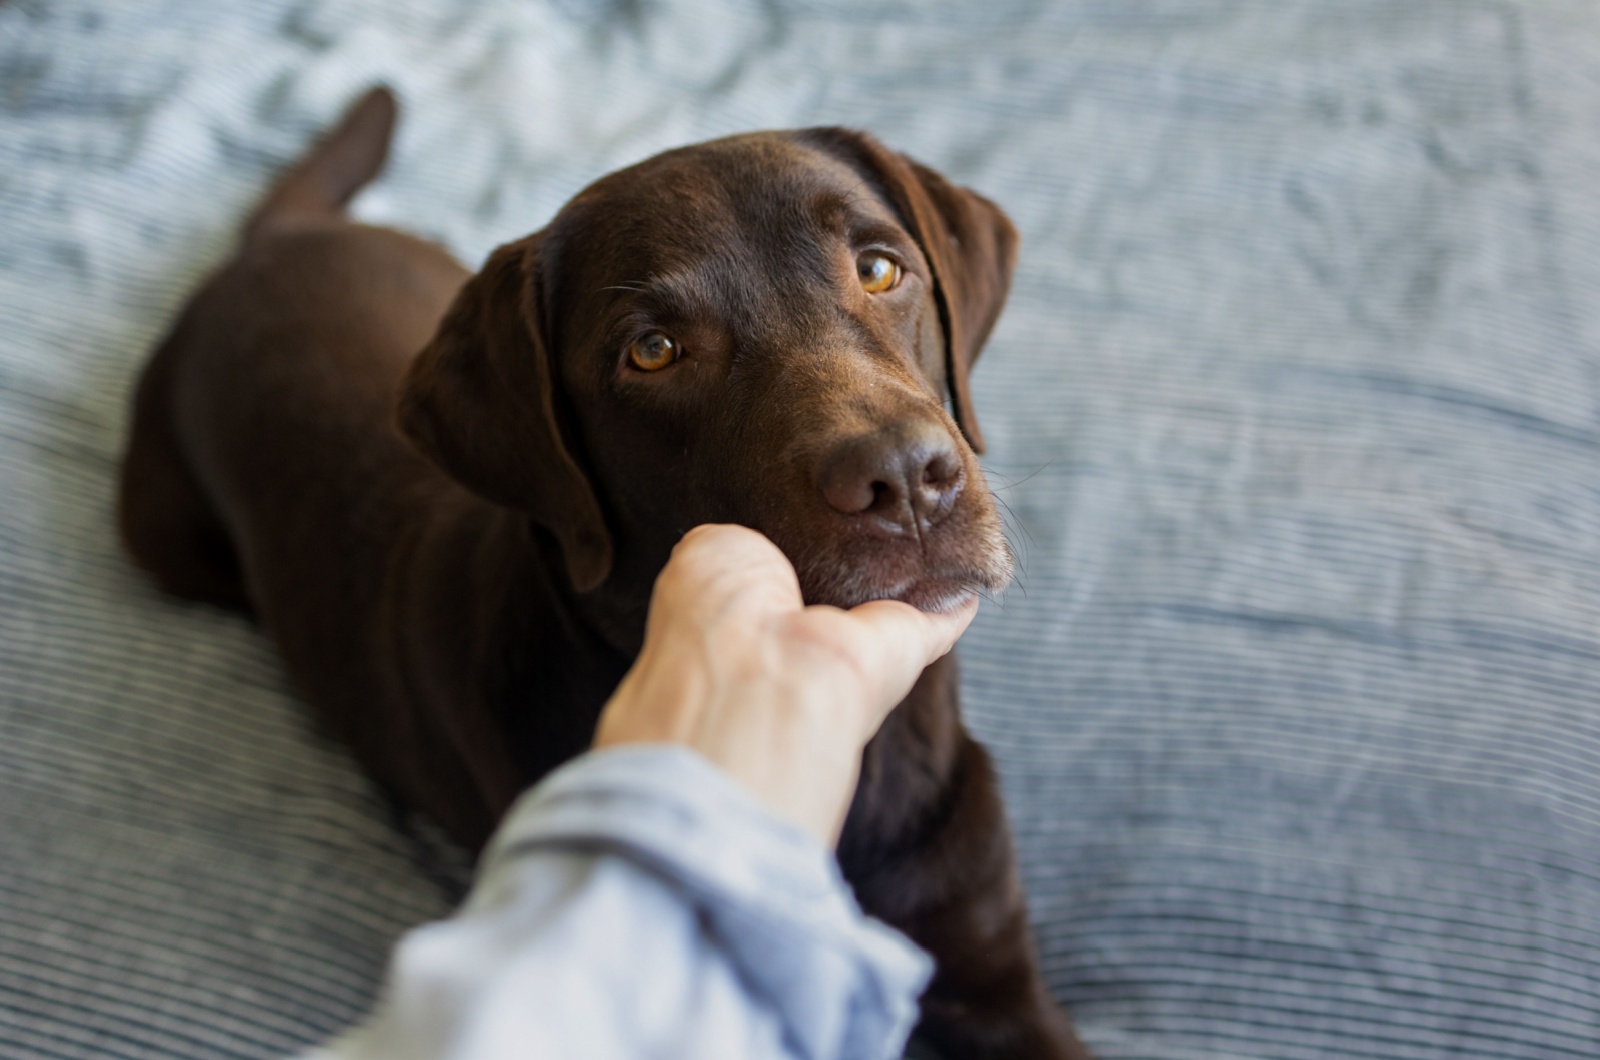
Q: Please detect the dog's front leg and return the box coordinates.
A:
[838,655,1094,1060]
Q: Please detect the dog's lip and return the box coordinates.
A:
[886,579,980,614]
[809,571,988,613]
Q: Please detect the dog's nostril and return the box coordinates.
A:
[923,451,961,488]
[819,463,880,516]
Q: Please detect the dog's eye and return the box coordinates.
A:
[857,253,902,294]
[628,331,679,371]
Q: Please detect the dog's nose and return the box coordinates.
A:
[818,420,965,533]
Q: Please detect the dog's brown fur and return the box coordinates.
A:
[118,88,1090,1059]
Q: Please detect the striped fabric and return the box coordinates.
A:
[4,1,1599,1057]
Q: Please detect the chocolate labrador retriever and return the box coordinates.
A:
[118,88,1090,1059]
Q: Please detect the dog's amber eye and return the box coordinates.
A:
[628,331,679,371]
[857,253,902,294]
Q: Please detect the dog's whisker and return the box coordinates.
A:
[989,493,1033,569]
[1000,497,1036,554]
[981,459,1055,493]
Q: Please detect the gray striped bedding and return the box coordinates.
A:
[4,1,1599,1057]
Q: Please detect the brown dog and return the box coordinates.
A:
[118,88,1090,1059]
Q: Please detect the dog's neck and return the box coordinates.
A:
[559,562,654,660]
[513,520,657,659]
[417,505,642,820]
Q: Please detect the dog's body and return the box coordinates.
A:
[119,90,1089,1058]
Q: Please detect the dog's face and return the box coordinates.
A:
[398,129,1017,614]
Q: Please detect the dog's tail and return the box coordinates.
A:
[245,86,398,240]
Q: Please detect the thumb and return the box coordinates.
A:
[833,594,979,725]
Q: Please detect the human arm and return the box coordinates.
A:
[300,525,975,1060]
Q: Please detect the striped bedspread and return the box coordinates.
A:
[3,1,1599,1057]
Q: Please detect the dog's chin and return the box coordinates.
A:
[797,562,1010,614]
[883,578,982,614]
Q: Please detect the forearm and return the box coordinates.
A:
[302,745,931,1060]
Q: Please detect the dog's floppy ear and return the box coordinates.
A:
[806,129,1019,453]
[396,235,613,591]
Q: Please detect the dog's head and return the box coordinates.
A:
[397,129,1017,614]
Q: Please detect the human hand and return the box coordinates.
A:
[592,524,978,845]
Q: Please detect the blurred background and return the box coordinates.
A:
[3,1,1599,1057]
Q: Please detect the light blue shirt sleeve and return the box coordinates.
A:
[301,745,933,1060]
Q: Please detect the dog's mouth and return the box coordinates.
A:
[882,576,984,614]
[792,554,1013,614]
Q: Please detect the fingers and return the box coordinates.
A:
[654,524,803,624]
[829,595,978,725]
[663,523,979,659]
[656,524,979,705]
[850,594,979,662]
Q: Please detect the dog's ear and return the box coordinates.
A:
[806,130,1019,453]
[396,235,613,591]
